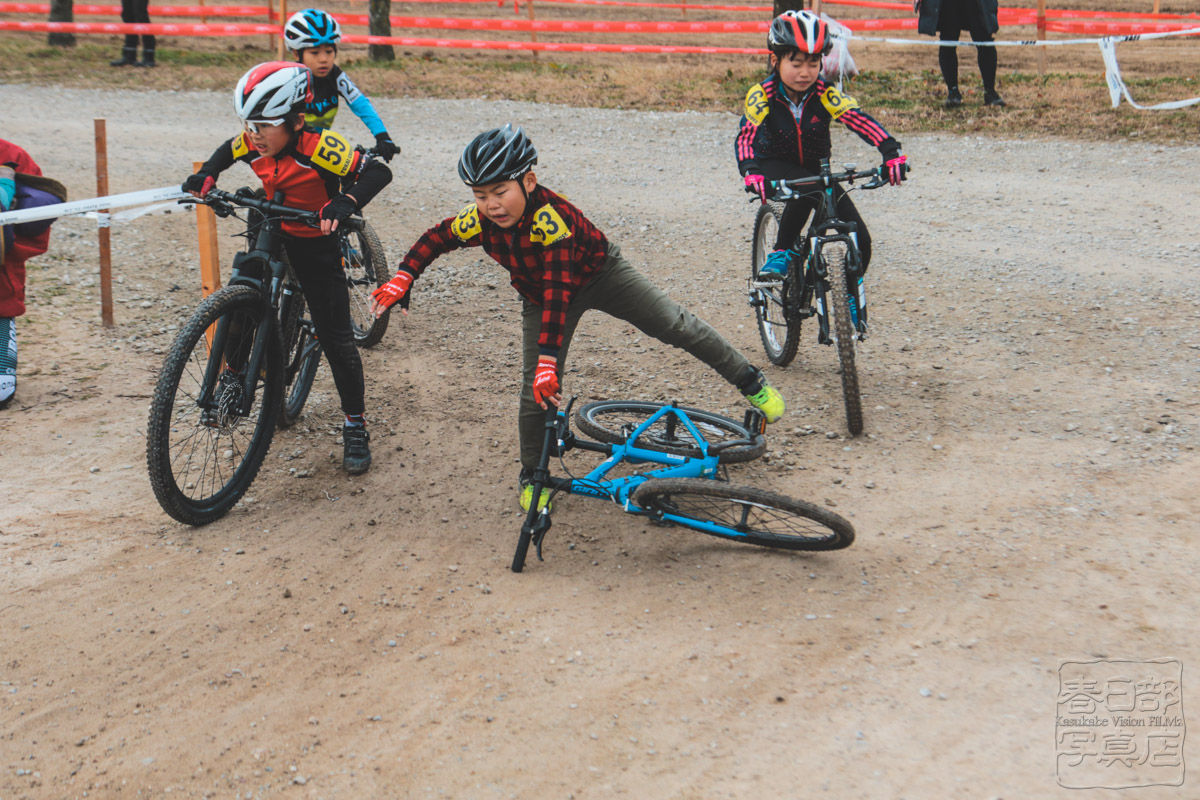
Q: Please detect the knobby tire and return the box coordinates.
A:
[824,243,864,436]
[344,221,390,348]
[146,286,283,525]
[751,202,801,366]
[632,478,854,551]
[575,401,764,464]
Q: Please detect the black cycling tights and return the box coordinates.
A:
[939,26,998,95]
[758,160,872,274]
[283,234,366,417]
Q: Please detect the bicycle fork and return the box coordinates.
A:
[810,232,868,345]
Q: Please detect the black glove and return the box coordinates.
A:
[320,194,358,224]
[182,172,215,195]
[373,134,399,163]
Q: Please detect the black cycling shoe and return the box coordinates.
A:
[342,426,372,475]
[945,87,963,108]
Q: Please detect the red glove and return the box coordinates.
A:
[532,355,560,407]
[743,173,767,202]
[885,154,908,186]
[371,270,413,311]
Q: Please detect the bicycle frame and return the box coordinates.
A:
[783,160,876,342]
[519,401,762,563]
[188,189,343,419]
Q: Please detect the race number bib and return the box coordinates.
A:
[743,84,770,125]
[819,86,859,119]
[310,130,354,176]
[231,133,251,159]
[529,204,572,246]
[452,203,482,241]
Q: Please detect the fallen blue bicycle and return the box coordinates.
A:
[512,398,855,572]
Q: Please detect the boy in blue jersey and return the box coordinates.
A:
[283,8,399,162]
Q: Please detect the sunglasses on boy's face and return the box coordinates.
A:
[242,118,287,134]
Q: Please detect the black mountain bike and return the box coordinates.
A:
[748,159,907,436]
[146,188,382,525]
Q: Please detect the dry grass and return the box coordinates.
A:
[3,0,1197,144]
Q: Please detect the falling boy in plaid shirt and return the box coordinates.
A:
[371,125,785,511]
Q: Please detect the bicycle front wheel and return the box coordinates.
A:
[632,478,854,551]
[343,221,390,348]
[147,286,283,525]
[823,242,864,436]
[575,401,764,464]
[751,202,801,366]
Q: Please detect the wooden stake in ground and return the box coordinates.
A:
[527,0,538,60]
[1036,0,1046,76]
[277,0,288,60]
[94,119,113,328]
[192,162,221,300]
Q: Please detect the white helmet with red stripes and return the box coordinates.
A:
[768,10,832,56]
[233,61,313,122]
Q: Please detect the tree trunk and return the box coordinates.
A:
[47,0,76,47]
[368,0,394,62]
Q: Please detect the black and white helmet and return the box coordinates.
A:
[234,62,313,122]
[284,8,341,51]
[457,124,538,186]
[768,10,832,56]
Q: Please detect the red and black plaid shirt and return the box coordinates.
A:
[397,184,609,356]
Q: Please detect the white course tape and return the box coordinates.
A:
[834,25,1200,109]
[843,25,1200,48]
[0,185,187,227]
[1099,38,1200,110]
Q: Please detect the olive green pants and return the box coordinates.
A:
[519,243,753,469]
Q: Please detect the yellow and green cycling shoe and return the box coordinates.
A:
[518,471,553,513]
[740,369,785,423]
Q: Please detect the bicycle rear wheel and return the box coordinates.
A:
[750,202,801,366]
[575,401,764,464]
[147,286,283,525]
[823,242,864,436]
[343,221,390,348]
[281,322,321,426]
[275,276,320,427]
[632,478,854,551]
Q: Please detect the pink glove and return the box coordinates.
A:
[371,270,413,311]
[532,355,560,408]
[885,155,908,187]
[743,173,767,202]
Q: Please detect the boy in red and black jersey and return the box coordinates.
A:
[183,62,391,474]
[736,11,907,275]
[370,125,785,511]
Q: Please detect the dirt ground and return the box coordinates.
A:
[2,83,1199,798]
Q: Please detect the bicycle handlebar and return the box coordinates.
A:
[178,145,381,229]
[180,188,365,232]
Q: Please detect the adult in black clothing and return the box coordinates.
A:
[917,0,1004,107]
[110,0,156,67]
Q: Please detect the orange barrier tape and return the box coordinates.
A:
[0,19,278,33]
[350,33,762,52]
[1047,19,1200,34]
[0,2,269,15]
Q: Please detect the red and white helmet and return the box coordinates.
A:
[768,10,832,56]
[233,62,313,122]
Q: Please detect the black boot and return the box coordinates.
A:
[342,426,372,474]
[110,46,137,67]
[136,48,156,67]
